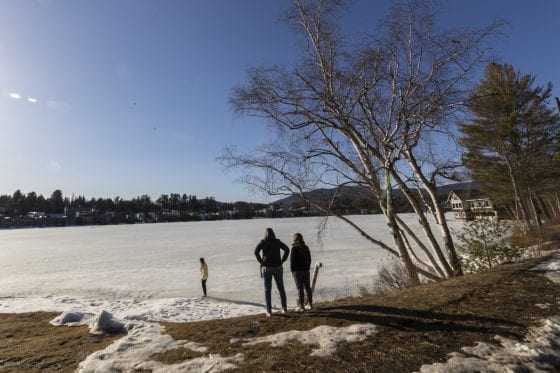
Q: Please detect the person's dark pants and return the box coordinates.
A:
[292,270,312,307]
[263,266,287,313]
[201,279,207,296]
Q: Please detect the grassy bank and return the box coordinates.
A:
[1,253,558,372]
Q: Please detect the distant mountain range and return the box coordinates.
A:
[273,181,479,207]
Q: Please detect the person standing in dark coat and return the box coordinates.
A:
[254,227,289,316]
[290,233,313,311]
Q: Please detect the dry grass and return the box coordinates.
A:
[1,255,559,372]
[154,256,560,372]
[0,312,115,373]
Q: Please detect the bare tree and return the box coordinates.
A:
[222,0,501,282]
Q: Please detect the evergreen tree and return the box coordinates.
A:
[49,189,65,213]
[24,192,38,213]
[460,63,560,227]
[10,190,24,215]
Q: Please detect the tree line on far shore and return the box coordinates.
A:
[0,190,272,223]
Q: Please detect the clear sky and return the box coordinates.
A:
[0,0,558,203]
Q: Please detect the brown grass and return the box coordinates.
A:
[0,312,115,373]
[1,255,559,372]
[154,256,560,372]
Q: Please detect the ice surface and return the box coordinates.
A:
[241,323,377,357]
[0,214,462,307]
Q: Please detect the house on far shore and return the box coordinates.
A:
[447,190,507,221]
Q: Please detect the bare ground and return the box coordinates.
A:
[1,254,559,372]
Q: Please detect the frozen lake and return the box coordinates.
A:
[0,214,464,306]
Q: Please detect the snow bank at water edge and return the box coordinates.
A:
[0,296,265,323]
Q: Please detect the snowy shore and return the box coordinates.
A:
[1,217,559,372]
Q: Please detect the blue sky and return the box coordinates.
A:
[0,0,558,203]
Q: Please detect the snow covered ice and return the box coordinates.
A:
[0,215,406,304]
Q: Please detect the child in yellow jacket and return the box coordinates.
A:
[200,257,208,297]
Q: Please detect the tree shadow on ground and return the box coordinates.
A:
[206,296,265,308]
[313,304,523,337]
[320,304,520,325]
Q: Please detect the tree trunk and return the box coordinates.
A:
[389,169,453,277]
[403,150,462,276]
[513,182,530,229]
[546,194,559,218]
[505,161,530,229]
[383,168,421,286]
[527,189,542,227]
[536,195,551,221]
[424,185,463,276]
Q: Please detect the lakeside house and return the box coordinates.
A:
[25,211,46,219]
[447,190,507,221]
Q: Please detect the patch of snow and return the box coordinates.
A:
[418,317,560,373]
[242,323,377,357]
[535,303,551,310]
[27,296,264,373]
[532,252,560,284]
[88,310,129,335]
[78,321,210,373]
[533,252,560,271]
[0,296,264,323]
[50,311,88,326]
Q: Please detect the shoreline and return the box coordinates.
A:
[1,253,559,372]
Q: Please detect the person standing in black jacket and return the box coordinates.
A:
[290,233,313,311]
[254,227,289,316]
